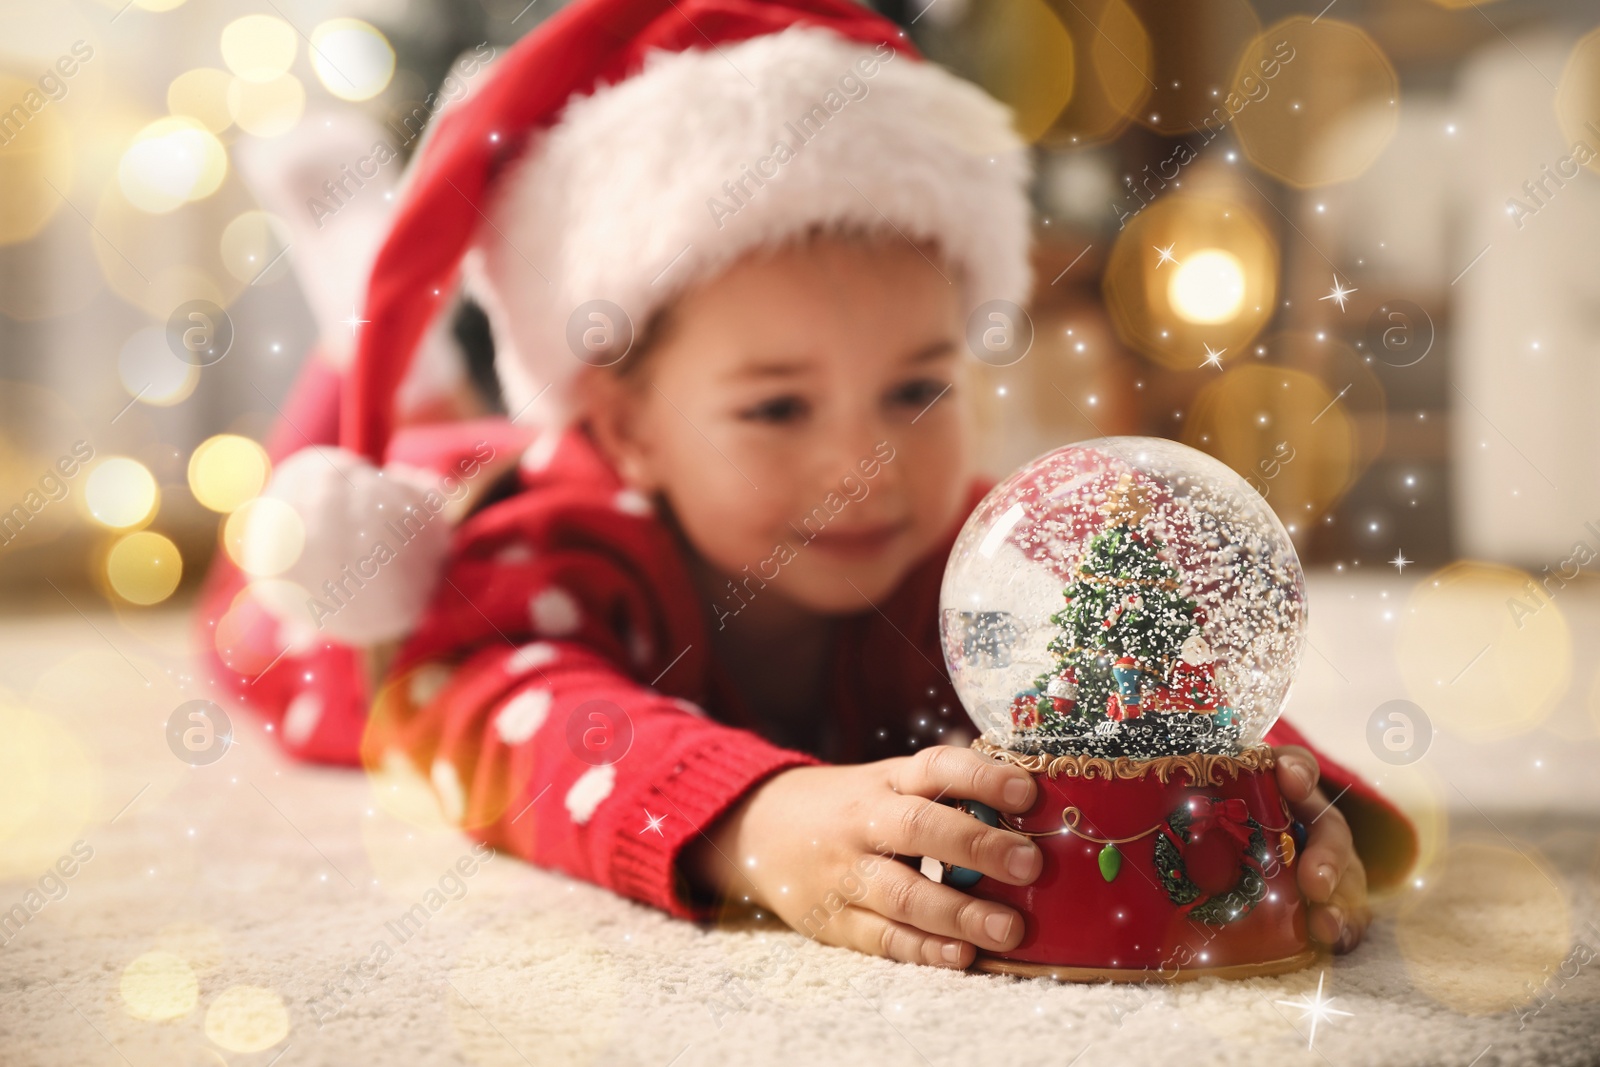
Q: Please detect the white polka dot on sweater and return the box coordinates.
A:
[494,689,552,744]
[670,697,708,719]
[521,427,562,472]
[506,641,559,675]
[430,758,466,823]
[530,587,582,636]
[613,488,652,516]
[494,542,535,565]
[408,663,452,706]
[564,764,615,825]
[282,693,323,747]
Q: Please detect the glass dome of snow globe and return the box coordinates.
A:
[939,437,1307,760]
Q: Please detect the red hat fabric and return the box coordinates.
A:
[343,0,917,464]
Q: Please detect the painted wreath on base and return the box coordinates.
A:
[1154,796,1273,925]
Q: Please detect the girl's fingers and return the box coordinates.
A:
[1330,856,1371,953]
[825,903,976,969]
[878,791,1042,885]
[1273,745,1321,804]
[1296,803,1355,905]
[888,745,1037,814]
[861,859,1026,952]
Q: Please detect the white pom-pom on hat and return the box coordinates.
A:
[246,446,451,646]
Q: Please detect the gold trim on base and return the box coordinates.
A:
[972,736,1274,786]
[974,947,1318,983]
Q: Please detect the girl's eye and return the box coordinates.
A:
[890,378,951,410]
[738,394,810,424]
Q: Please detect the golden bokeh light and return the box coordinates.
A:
[220,209,292,284]
[1182,363,1359,531]
[118,326,199,407]
[1125,0,1260,135]
[1397,562,1571,741]
[1261,330,1387,475]
[933,0,1074,143]
[227,74,306,138]
[156,921,226,977]
[361,665,518,831]
[204,984,290,1053]
[220,15,297,83]
[1040,0,1150,147]
[0,702,100,879]
[1397,842,1571,1014]
[360,769,483,899]
[117,117,228,214]
[120,950,199,1021]
[84,456,158,528]
[107,530,184,605]
[188,434,270,513]
[1231,17,1400,188]
[0,74,75,247]
[167,68,235,134]
[309,19,396,103]
[92,160,255,319]
[1102,194,1277,368]
[1167,248,1247,324]
[224,497,304,577]
[1555,28,1600,177]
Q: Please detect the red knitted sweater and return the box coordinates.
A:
[197,363,1417,920]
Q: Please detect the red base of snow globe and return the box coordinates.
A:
[960,739,1314,982]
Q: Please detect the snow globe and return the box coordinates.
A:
[937,437,1315,980]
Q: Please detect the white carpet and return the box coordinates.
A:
[2,574,1598,1066]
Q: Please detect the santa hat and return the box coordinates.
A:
[253,0,1034,646]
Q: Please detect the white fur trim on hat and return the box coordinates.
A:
[246,446,453,646]
[462,26,1033,424]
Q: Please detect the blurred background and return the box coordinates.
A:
[3,1,1599,1057]
[4,0,1600,599]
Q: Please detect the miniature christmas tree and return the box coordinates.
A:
[1024,473,1232,757]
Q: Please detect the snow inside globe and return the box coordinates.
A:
[939,437,1307,759]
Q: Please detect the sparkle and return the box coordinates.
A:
[1390,550,1411,574]
[1275,971,1354,1050]
[1201,343,1226,371]
[1319,275,1358,312]
[639,809,667,836]
[340,304,371,335]
[1154,243,1177,268]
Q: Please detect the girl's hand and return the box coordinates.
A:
[680,746,1043,968]
[1273,744,1370,953]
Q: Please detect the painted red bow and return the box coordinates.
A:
[1186,796,1254,849]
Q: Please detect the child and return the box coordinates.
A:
[200,0,1415,971]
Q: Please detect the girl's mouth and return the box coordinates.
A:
[804,520,908,560]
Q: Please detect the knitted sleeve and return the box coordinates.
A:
[363,633,819,919]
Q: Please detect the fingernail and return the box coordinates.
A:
[1007,845,1037,881]
[1326,905,1345,940]
[984,911,1013,945]
[1316,863,1337,893]
[1003,778,1030,809]
[941,941,962,964]
[1292,760,1315,793]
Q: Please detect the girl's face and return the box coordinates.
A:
[584,236,973,614]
